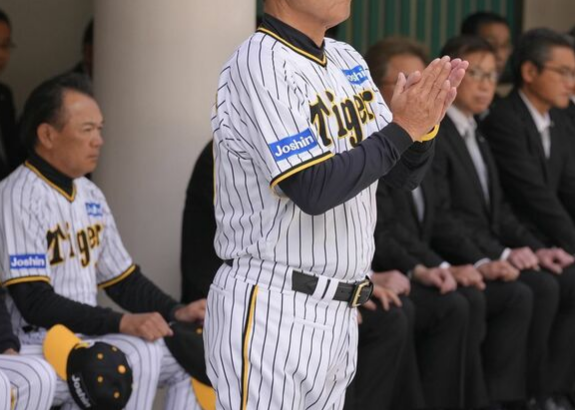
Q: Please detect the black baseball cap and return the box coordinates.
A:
[164,321,210,385]
[43,325,133,410]
[164,321,215,409]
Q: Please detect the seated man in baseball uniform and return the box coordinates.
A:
[0,288,57,410]
[0,73,206,410]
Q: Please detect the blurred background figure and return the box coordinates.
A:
[71,19,93,79]
[461,11,513,80]
[0,8,23,180]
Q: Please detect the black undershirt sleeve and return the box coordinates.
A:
[104,266,181,322]
[7,268,181,337]
[279,123,434,215]
[8,282,123,336]
[0,289,20,352]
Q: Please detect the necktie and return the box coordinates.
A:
[411,186,425,222]
[540,125,551,159]
[463,126,490,204]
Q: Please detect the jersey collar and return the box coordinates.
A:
[257,13,327,67]
[25,152,76,202]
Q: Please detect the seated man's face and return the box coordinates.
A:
[478,22,512,76]
[47,90,104,178]
[524,46,575,110]
[379,53,426,105]
[453,51,497,116]
[0,21,11,74]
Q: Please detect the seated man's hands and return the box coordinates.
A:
[449,265,485,290]
[536,248,575,274]
[477,260,519,282]
[413,264,457,294]
[372,270,411,295]
[173,299,207,323]
[508,247,539,271]
[120,312,173,342]
[363,284,402,314]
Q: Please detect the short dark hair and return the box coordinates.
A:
[461,11,509,35]
[20,73,94,153]
[0,8,10,29]
[365,37,429,89]
[440,35,495,61]
[83,19,93,47]
[512,28,574,87]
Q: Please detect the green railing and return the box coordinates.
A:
[256,0,522,56]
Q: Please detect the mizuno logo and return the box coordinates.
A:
[269,129,318,161]
[85,202,103,217]
[9,254,47,270]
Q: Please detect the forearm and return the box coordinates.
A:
[105,267,180,321]
[8,282,122,336]
[279,123,414,215]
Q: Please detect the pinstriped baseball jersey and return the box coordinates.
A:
[212,32,393,283]
[0,162,133,343]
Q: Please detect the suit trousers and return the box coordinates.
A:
[519,266,575,396]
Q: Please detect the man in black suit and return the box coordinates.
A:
[437,34,575,410]
[367,37,522,410]
[482,28,575,256]
[0,8,23,178]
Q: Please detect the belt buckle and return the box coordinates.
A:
[349,278,373,308]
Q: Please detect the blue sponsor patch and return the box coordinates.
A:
[86,202,103,217]
[342,65,369,85]
[269,128,318,161]
[10,254,47,270]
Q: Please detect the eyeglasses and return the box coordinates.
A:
[543,65,575,82]
[467,67,499,83]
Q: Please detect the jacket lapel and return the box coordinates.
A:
[443,116,490,211]
[510,91,549,181]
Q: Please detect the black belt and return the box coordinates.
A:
[224,260,373,307]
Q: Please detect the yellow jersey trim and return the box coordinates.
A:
[420,124,440,142]
[3,276,51,287]
[270,151,334,189]
[98,264,136,289]
[24,161,76,202]
[241,285,259,410]
[257,28,328,67]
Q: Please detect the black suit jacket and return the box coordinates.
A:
[432,114,544,261]
[386,172,487,267]
[481,90,575,253]
[180,140,222,303]
[0,82,24,173]
[372,181,421,273]
[373,172,486,272]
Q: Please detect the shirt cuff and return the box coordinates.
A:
[473,258,491,269]
[500,248,512,261]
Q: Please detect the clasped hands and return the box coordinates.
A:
[391,56,469,141]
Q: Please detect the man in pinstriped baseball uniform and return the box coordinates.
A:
[205,1,469,409]
[0,288,57,410]
[0,73,207,410]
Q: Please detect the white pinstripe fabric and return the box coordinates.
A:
[0,370,10,410]
[20,336,200,410]
[205,266,358,410]
[0,355,56,410]
[0,168,133,344]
